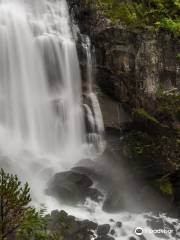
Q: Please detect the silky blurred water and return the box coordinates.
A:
[0,1,179,240]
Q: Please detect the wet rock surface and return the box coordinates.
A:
[129,237,137,240]
[47,170,102,204]
[97,224,111,236]
[96,237,115,240]
[67,0,180,223]
[45,210,180,240]
[46,210,116,240]
[68,0,180,109]
[146,215,176,239]
[95,28,180,110]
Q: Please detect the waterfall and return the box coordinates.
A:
[0,0,98,205]
[0,0,85,156]
[81,34,105,154]
[0,1,179,240]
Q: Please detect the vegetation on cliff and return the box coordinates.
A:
[125,94,180,197]
[96,0,180,35]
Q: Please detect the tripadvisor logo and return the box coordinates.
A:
[134,226,173,236]
[135,227,143,236]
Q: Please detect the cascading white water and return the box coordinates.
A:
[0,0,89,205]
[0,1,179,239]
[0,0,84,156]
[81,35,105,153]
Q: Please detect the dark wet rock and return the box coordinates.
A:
[46,171,102,204]
[94,28,180,110]
[80,220,98,230]
[110,229,115,235]
[129,237,137,240]
[116,221,122,228]
[138,236,147,240]
[47,210,98,240]
[146,215,176,239]
[98,90,131,130]
[71,165,100,184]
[53,209,68,220]
[97,224,111,236]
[87,187,103,202]
[110,219,115,222]
[103,191,125,212]
[171,169,180,214]
[96,237,115,240]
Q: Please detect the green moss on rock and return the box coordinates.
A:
[124,94,180,183]
[156,94,180,124]
[154,177,173,196]
[134,108,160,125]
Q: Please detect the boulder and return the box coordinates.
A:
[96,236,115,240]
[116,222,122,228]
[47,170,102,204]
[110,229,115,235]
[103,191,125,212]
[97,224,111,236]
[47,210,98,240]
[129,237,137,240]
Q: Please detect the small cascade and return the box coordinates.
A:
[81,35,105,153]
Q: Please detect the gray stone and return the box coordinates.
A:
[97,224,111,236]
[47,171,102,204]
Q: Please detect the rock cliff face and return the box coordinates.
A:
[68,0,180,111]
[94,27,180,108]
[67,0,180,214]
[93,26,180,138]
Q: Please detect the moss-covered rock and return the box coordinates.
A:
[155,94,180,126]
[123,93,180,209]
[133,108,162,134]
[134,108,160,125]
[154,177,173,196]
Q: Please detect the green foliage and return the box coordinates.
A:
[159,18,180,36]
[97,0,180,35]
[156,83,165,97]
[156,94,180,125]
[127,131,155,158]
[17,208,58,240]
[0,169,58,240]
[155,177,173,196]
[126,94,180,179]
[134,108,160,125]
[0,169,31,240]
[177,53,180,60]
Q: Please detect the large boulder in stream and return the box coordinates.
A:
[46,170,102,204]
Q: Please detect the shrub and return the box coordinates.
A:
[96,0,180,35]
[0,169,31,240]
[0,169,57,240]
